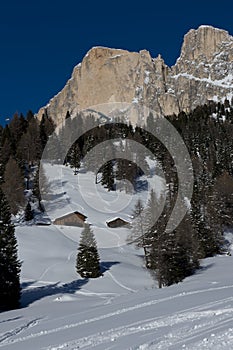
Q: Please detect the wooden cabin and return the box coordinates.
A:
[53,211,87,227]
[106,217,131,228]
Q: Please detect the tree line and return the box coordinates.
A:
[129,100,233,287]
[0,111,55,215]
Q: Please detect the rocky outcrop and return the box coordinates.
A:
[37,25,233,124]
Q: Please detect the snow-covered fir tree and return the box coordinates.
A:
[128,198,145,246]
[0,188,21,310]
[76,224,101,278]
[128,198,152,267]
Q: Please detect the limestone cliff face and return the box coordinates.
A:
[37,25,233,124]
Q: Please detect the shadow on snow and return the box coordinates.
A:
[100,261,120,274]
[20,279,89,308]
[20,261,120,308]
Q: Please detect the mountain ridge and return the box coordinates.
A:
[37,25,233,124]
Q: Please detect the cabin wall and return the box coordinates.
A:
[107,219,130,228]
[54,213,85,227]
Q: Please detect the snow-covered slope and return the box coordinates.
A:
[1,166,233,349]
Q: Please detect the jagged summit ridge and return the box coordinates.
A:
[38,25,233,124]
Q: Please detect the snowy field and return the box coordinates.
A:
[1,165,233,349]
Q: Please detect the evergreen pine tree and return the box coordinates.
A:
[0,188,21,310]
[24,201,34,222]
[39,113,55,151]
[1,157,25,215]
[39,114,48,150]
[128,199,145,246]
[101,160,115,191]
[69,142,81,174]
[26,110,34,123]
[17,117,41,165]
[76,224,101,278]
[0,162,4,184]
[190,177,221,258]
[128,199,152,267]
[44,132,62,164]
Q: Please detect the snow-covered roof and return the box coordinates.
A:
[106,217,131,223]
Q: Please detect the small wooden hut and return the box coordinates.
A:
[106,217,131,228]
[53,211,87,227]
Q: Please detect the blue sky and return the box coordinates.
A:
[1,0,233,125]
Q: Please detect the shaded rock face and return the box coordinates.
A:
[37,25,233,124]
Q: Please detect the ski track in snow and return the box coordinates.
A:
[43,305,233,349]
[2,285,233,348]
[0,318,21,325]
[38,263,62,281]
[102,265,137,293]
[133,313,233,349]
[100,231,137,293]
[37,248,75,281]
[0,318,42,345]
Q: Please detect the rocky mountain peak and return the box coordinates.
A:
[37,25,233,125]
[180,25,231,61]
